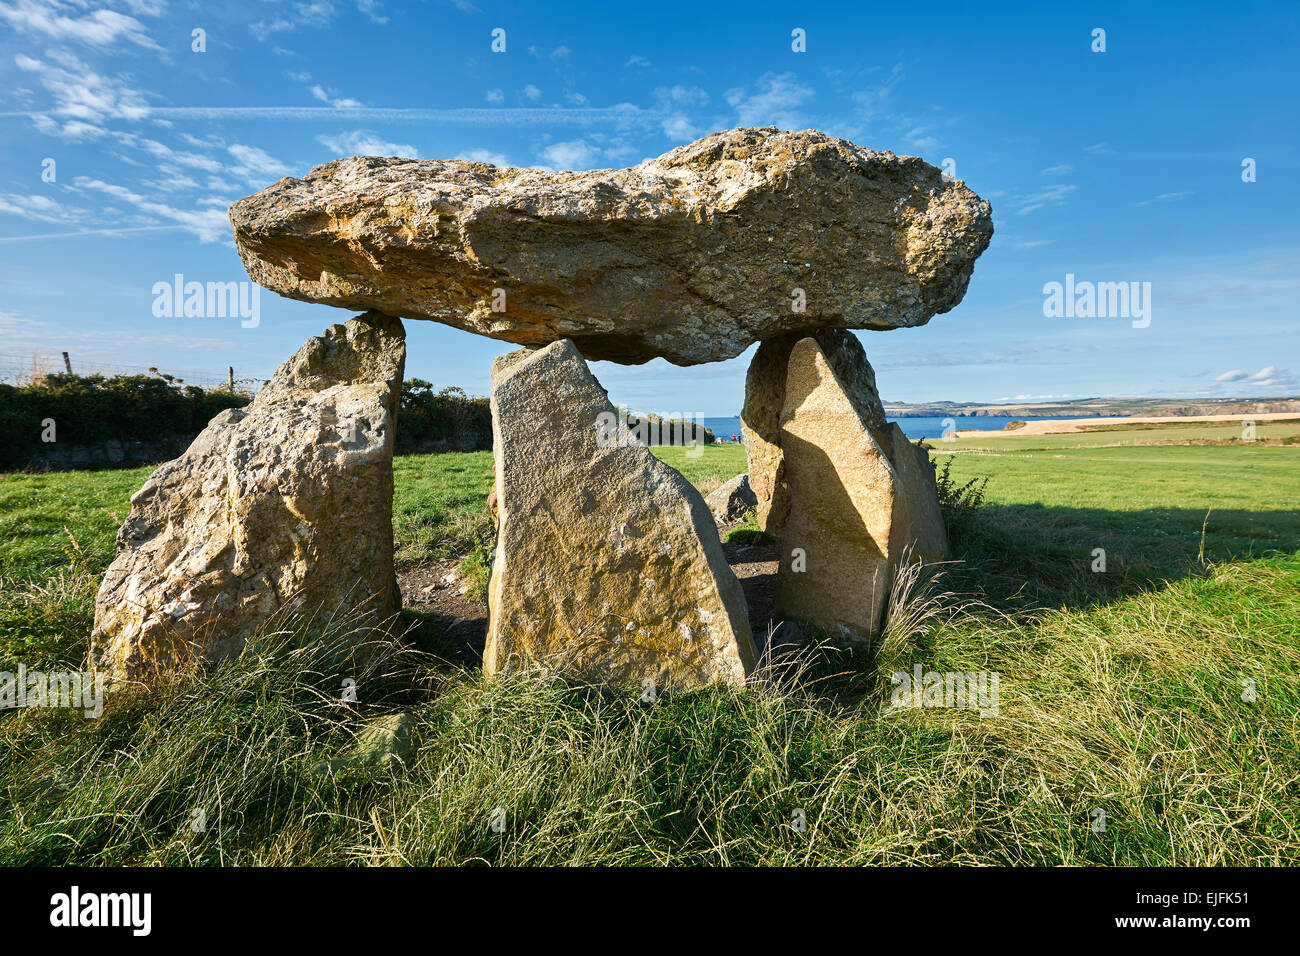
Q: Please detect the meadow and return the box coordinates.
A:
[1,425,1297,865]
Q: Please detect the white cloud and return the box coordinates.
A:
[1015,183,1077,215]
[0,191,83,223]
[318,129,418,157]
[456,148,509,166]
[139,138,224,173]
[654,84,708,140]
[625,54,651,68]
[356,0,386,24]
[1135,191,1192,207]
[537,139,598,170]
[227,144,293,182]
[1041,163,1074,176]
[850,62,904,124]
[904,126,940,153]
[0,0,160,49]
[1216,366,1296,389]
[725,72,813,129]
[14,52,150,127]
[1211,366,1294,390]
[302,78,362,109]
[252,1,337,36]
[72,176,231,242]
[522,84,542,102]
[484,88,503,103]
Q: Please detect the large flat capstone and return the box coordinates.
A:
[230,127,993,366]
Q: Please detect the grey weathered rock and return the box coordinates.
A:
[705,473,758,524]
[742,329,887,537]
[91,312,405,682]
[773,336,948,642]
[230,127,993,366]
[485,339,756,688]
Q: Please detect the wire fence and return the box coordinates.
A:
[0,351,268,392]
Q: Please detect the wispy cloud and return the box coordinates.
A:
[1215,365,1296,389]
[72,176,233,242]
[0,0,160,49]
[252,1,338,37]
[725,72,814,129]
[318,129,418,157]
[13,51,150,133]
[1135,191,1192,207]
[1014,183,1077,215]
[455,148,510,166]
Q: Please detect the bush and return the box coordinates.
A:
[396,381,492,454]
[624,412,715,447]
[0,373,248,470]
[933,454,989,548]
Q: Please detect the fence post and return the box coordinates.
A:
[62,351,72,374]
[228,366,234,392]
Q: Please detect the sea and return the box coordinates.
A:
[701,415,1083,442]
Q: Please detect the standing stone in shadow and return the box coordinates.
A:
[485,339,756,688]
[773,336,948,642]
[91,311,405,682]
[742,329,887,538]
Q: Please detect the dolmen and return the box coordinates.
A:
[92,126,992,687]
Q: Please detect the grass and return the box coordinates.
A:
[1,436,1297,865]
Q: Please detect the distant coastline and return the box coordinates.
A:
[880,396,1300,419]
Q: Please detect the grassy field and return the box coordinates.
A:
[1,432,1297,865]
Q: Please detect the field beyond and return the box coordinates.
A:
[1,431,1297,865]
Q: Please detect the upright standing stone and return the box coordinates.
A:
[485,339,756,688]
[876,423,949,563]
[92,312,406,682]
[742,329,887,537]
[773,337,948,642]
[774,337,905,641]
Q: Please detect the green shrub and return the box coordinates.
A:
[933,454,989,548]
[0,373,247,469]
[396,381,492,453]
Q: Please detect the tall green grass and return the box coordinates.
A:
[1,443,1298,865]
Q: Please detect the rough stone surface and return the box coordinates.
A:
[91,312,405,682]
[774,337,902,641]
[773,337,947,642]
[230,127,993,366]
[742,329,887,536]
[485,339,756,687]
[705,473,758,524]
[877,423,949,563]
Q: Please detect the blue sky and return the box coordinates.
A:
[1,0,1297,414]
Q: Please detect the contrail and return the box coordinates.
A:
[0,225,188,243]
